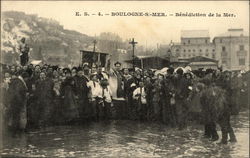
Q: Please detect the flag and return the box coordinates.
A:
[81,50,94,65]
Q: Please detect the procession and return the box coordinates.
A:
[1,42,249,146]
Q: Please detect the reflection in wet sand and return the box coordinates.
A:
[1,111,249,158]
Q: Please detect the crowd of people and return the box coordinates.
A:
[1,61,249,144]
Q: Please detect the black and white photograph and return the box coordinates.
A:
[0,1,249,157]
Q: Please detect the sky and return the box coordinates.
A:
[1,1,249,48]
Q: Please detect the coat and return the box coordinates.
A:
[200,86,227,123]
[7,77,28,130]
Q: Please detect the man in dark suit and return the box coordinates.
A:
[35,72,54,127]
[174,68,189,130]
[113,62,124,98]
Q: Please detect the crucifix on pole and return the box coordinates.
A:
[129,38,138,70]
[93,39,100,66]
[93,40,97,52]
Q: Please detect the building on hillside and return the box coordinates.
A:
[213,29,249,71]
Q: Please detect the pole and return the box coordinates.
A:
[132,44,135,70]
[80,50,82,67]
[129,38,138,70]
[93,40,98,67]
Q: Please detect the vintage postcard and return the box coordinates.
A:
[0,1,249,157]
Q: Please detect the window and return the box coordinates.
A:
[212,49,215,52]
[176,49,179,52]
[212,54,215,59]
[205,53,209,57]
[188,40,190,44]
[222,46,226,51]
[239,58,245,65]
[183,42,186,45]
[193,49,196,52]
[205,39,208,43]
[183,54,186,57]
[183,49,186,52]
[222,59,227,64]
[222,51,227,57]
[239,45,244,51]
[206,49,208,52]
[188,49,191,52]
[220,39,223,43]
[200,49,202,52]
[188,54,191,57]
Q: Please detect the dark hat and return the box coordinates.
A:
[63,68,71,73]
[167,67,174,74]
[205,68,214,75]
[114,61,121,66]
[176,68,184,75]
[51,65,58,71]
[71,67,78,71]
[77,67,83,72]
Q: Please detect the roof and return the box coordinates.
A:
[189,62,217,66]
[80,50,108,55]
[125,56,169,62]
[181,30,209,38]
[136,55,167,60]
[136,55,152,59]
[215,29,248,38]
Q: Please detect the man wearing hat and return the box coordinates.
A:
[113,61,124,98]
[174,68,189,130]
[75,66,90,121]
[34,71,54,127]
[162,67,177,127]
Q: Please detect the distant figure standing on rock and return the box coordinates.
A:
[18,37,30,66]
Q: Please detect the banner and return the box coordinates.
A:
[80,50,108,67]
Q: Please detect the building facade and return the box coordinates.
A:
[172,30,216,60]
[171,29,249,71]
[213,29,249,71]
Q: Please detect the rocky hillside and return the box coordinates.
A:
[1,11,96,65]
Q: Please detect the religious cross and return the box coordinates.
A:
[93,40,97,52]
[129,38,138,69]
